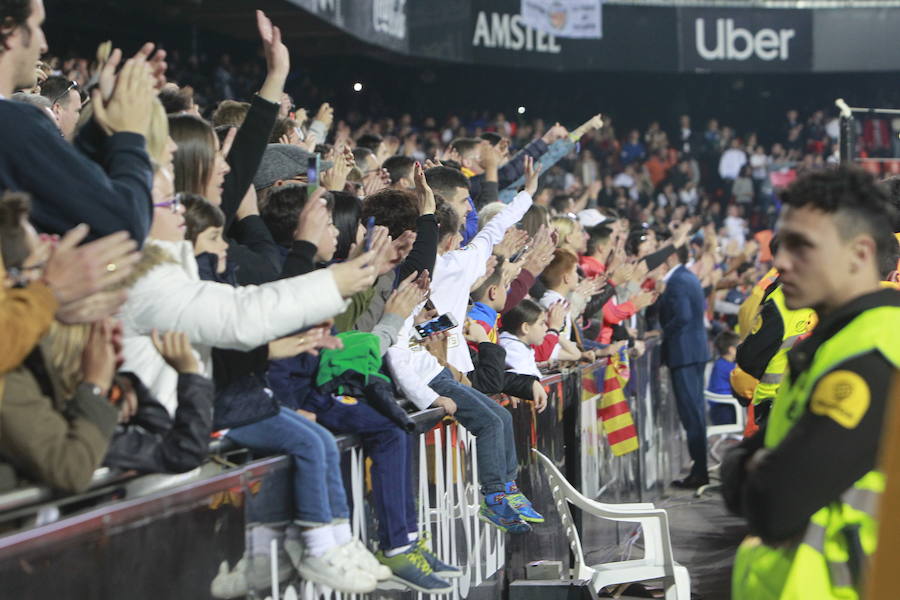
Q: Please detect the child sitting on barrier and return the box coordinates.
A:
[382,163,544,535]
[465,266,547,408]
[498,299,551,379]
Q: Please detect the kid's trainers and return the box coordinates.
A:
[415,533,462,578]
[376,546,454,594]
[479,492,532,534]
[504,482,545,523]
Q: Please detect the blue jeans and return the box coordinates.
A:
[428,368,517,494]
[314,396,418,550]
[226,407,349,525]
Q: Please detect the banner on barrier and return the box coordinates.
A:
[520,0,603,39]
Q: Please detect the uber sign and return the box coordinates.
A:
[680,8,811,72]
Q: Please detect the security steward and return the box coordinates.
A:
[723,167,900,600]
[730,274,816,426]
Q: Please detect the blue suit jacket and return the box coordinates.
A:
[659,265,710,368]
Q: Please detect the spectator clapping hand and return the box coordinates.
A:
[321,144,354,192]
[384,272,428,320]
[546,301,567,332]
[521,225,555,275]
[494,228,528,260]
[81,318,119,397]
[363,168,390,197]
[267,325,342,360]
[463,319,489,344]
[293,188,330,245]
[41,226,139,308]
[328,238,385,297]
[91,52,155,136]
[367,225,401,276]
[151,329,200,374]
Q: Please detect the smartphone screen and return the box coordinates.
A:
[414,313,456,338]
[307,155,319,193]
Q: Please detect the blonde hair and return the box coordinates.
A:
[46,323,90,398]
[550,216,578,248]
[477,202,504,230]
[146,99,170,166]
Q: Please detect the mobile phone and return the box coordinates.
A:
[307,154,320,193]
[509,245,529,263]
[363,216,376,251]
[413,313,458,340]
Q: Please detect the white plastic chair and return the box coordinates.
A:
[697,391,746,497]
[532,449,691,600]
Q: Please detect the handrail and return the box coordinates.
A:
[0,407,448,522]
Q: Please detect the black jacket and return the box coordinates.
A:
[195,252,282,429]
[220,95,283,285]
[104,372,214,474]
[0,101,153,242]
[468,342,539,400]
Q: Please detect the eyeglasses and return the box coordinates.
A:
[154,193,183,213]
[49,80,78,106]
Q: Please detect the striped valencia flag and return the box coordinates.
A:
[598,353,639,456]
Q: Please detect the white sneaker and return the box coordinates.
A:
[210,552,294,599]
[289,542,377,594]
[340,538,392,581]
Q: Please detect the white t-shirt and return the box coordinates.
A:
[498,332,541,377]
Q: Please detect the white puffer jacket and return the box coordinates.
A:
[120,239,347,415]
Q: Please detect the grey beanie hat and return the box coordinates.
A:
[253,144,334,190]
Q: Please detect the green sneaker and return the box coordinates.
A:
[415,533,462,578]
[376,547,454,594]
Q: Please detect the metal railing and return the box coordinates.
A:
[0,342,687,599]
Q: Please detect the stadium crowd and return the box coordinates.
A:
[2,1,899,598]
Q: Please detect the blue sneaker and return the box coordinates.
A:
[376,547,453,594]
[415,533,462,578]
[504,482,545,523]
[479,493,532,534]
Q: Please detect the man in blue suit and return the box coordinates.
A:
[659,245,711,488]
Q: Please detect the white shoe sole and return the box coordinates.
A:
[387,574,454,595]
[295,564,377,595]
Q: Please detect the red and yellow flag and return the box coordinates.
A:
[597,354,639,456]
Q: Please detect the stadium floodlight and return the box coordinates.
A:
[517,106,526,114]
[353,82,363,92]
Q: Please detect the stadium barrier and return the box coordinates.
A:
[0,339,689,599]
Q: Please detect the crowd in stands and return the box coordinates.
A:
[0,0,855,597]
